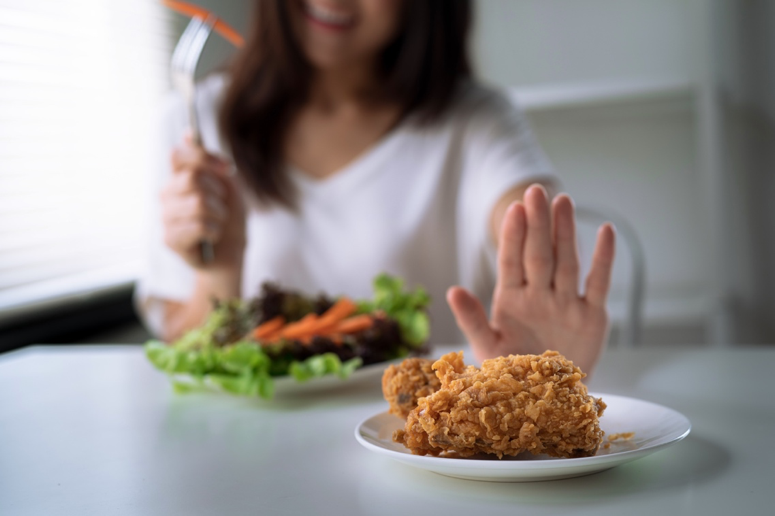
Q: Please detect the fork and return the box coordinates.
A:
[170,15,217,264]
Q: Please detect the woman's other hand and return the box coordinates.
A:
[447,184,615,375]
[160,135,246,269]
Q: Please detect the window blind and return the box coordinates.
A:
[0,0,172,321]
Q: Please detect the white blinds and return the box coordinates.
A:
[0,0,172,320]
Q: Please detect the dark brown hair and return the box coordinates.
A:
[220,0,472,208]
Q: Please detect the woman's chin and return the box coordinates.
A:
[304,51,361,73]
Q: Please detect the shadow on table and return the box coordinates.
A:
[248,375,385,411]
[356,433,730,511]
[160,374,385,414]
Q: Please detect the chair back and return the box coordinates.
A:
[575,205,645,347]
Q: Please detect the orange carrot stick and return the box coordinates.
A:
[253,316,285,340]
[313,297,358,332]
[328,314,373,335]
[279,313,319,340]
[163,0,245,48]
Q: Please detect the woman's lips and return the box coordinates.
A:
[304,2,355,31]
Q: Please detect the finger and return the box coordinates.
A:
[162,190,228,226]
[552,194,580,296]
[171,144,230,176]
[523,184,554,288]
[167,168,228,200]
[199,173,227,199]
[447,287,498,351]
[164,219,222,253]
[584,223,616,307]
[183,192,228,222]
[497,201,527,288]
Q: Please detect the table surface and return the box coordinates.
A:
[1,344,774,516]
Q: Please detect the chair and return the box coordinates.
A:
[575,205,646,347]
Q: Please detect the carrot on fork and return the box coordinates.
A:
[162,0,245,47]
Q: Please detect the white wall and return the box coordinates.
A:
[715,0,775,342]
[474,0,720,344]
[474,0,774,344]
[473,0,702,85]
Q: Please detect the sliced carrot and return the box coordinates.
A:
[256,298,365,344]
[261,331,282,343]
[314,297,358,331]
[163,0,245,48]
[279,313,319,340]
[329,314,374,335]
[253,316,285,340]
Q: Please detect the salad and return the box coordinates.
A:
[145,274,430,399]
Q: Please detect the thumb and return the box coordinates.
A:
[447,287,497,357]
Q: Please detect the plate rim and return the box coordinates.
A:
[354,393,692,472]
[268,357,404,394]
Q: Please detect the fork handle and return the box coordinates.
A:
[199,240,215,265]
[188,105,214,264]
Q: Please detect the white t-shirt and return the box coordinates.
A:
[136,75,556,344]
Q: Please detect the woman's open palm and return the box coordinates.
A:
[448,185,616,374]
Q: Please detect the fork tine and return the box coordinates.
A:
[181,17,215,74]
[171,16,205,71]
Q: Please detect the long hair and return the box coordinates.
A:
[220,0,472,208]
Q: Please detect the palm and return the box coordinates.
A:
[488,284,609,371]
[448,185,615,375]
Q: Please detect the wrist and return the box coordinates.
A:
[195,262,243,301]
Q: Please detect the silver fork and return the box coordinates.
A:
[171,15,217,264]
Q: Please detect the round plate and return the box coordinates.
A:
[354,393,691,482]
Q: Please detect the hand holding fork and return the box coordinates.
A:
[161,15,245,269]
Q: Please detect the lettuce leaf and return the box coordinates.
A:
[288,353,363,383]
[145,341,360,399]
[358,273,431,346]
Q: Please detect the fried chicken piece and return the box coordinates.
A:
[382,358,441,419]
[393,351,606,459]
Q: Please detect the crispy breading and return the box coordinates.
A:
[382,358,441,419]
[393,351,606,459]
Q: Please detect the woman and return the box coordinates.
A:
[138,0,615,374]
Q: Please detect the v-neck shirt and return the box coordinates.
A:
[137,75,556,344]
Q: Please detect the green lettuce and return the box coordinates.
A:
[145,340,362,399]
[288,354,363,383]
[357,273,430,346]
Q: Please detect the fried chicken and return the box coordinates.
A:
[382,358,441,419]
[393,351,606,459]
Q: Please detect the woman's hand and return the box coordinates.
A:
[160,135,246,269]
[447,184,615,374]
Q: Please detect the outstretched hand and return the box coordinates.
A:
[447,184,615,374]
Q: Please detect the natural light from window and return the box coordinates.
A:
[0,0,171,320]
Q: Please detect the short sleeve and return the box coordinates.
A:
[455,86,558,302]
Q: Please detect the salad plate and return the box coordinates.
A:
[146,274,431,400]
[355,393,691,482]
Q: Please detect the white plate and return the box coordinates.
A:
[271,359,401,396]
[355,393,691,482]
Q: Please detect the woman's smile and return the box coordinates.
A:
[303,1,356,32]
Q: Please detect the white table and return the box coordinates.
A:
[1,344,773,515]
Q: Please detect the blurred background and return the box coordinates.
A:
[0,0,773,353]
